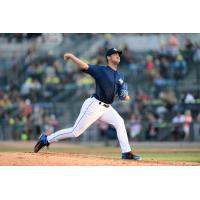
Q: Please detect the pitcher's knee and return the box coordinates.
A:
[72,133,79,138]
[72,127,85,138]
[72,131,81,138]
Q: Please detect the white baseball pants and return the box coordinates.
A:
[47,97,131,153]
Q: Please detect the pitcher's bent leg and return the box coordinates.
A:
[100,106,131,153]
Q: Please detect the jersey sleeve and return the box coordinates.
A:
[117,82,129,100]
[82,64,100,78]
[116,72,128,100]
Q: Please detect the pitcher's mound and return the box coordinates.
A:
[0,152,199,166]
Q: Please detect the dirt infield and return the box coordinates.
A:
[0,152,199,166]
[0,141,199,166]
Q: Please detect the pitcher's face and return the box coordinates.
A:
[107,53,120,65]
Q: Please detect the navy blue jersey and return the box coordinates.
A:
[83,64,125,104]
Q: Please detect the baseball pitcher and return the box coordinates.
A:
[34,48,141,160]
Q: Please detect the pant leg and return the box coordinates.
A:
[47,97,107,143]
[100,106,131,153]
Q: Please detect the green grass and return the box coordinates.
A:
[0,147,32,152]
[139,153,200,162]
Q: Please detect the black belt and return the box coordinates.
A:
[98,101,109,108]
[90,96,110,108]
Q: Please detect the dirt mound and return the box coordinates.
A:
[0,152,199,166]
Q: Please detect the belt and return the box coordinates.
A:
[90,96,110,108]
[98,101,109,108]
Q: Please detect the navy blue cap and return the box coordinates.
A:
[106,48,122,57]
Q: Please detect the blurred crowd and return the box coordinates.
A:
[92,34,200,143]
[1,33,200,141]
[0,93,59,140]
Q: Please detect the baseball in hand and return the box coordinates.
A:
[125,95,130,101]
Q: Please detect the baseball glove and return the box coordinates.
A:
[118,82,129,101]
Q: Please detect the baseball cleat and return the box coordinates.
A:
[122,152,142,161]
[34,133,49,153]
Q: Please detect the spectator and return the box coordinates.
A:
[159,57,170,79]
[13,116,24,140]
[20,78,33,98]
[121,44,134,65]
[168,33,180,57]
[19,99,33,118]
[79,76,94,93]
[171,112,185,141]
[183,110,193,141]
[184,93,195,104]
[129,114,142,141]
[43,114,59,133]
[0,94,12,109]
[103,33,112,51]
[31,105,44,139]
[158,41,168,57]
[159,90,177,111]
[168,34,179,46]
[145,113,159,141]
[155,104,168,118]
[184,39,194,63]
[193,45,200,63]
[171,54,187,78]
[146,55,155,70]
[137,89,150,105]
